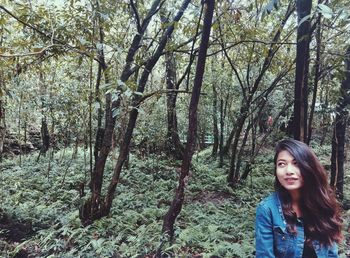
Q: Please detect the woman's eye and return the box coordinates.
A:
[277,162,285,167]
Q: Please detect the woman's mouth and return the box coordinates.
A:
[285,178,298,184]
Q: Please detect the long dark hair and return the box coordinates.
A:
[274,139,342,245]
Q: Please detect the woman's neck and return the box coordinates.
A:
[290,190,302,217]
[289,189,300,203]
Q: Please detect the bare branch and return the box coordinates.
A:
[0,44,62,58]
[136,89,194,105]
[130,0,142,33]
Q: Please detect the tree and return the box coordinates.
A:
[307,0,323,144]
[80,0,191,225]
[331,46,350,200]
[0,78,5,161]
[161,11,185,160]
[222,2,295,185]
[293,0,312,142]
[159,0,215,249]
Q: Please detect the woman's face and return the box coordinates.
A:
[276,150,304,194]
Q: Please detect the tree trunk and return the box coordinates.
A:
[293,0,312,142]
[211,81,219,157]
[159,0,215,248]
[40,117,50,155]
[0,97,5,161]
[234,120,251,180]
[93,10,109,192]
[227,104,249,185]
[331,46,350,200]
[163,25,184,160]
[307,0,322,144]
[218,98,226,167]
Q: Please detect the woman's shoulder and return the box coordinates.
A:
[256,192,279,211]
[256,192,287,229]
[258,192,279,206]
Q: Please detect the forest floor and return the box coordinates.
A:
[0,145,349,257]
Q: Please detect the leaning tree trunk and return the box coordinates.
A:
[234,120,251,180]
[331,46,350,200]
[293,0,312,142]
[159,0,215,248]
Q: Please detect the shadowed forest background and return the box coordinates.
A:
[0,0,350,257]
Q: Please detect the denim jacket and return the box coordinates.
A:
[255,192,339,258]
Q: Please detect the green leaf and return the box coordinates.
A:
[317,4,333,19]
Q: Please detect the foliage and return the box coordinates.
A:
[0,0,350,257]
[1,146,348,257]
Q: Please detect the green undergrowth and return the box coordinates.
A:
[0,146,349,257]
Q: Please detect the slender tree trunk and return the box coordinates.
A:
[36,71,50,161]
[40,117,50,155]
[0,38,5,161]
[218,98,226,167]
[307,0,322,144]
[94,7,108,164]
[331,46,350,200]
[293,0,312,142]
[227,104,249,185]
[234,120,251,181]
[163,23,184,160]
[320,87,330,145]
[211,82,219,157]
[0,96,5,161]
[250,113,257,162]
[18,91,22,164]
[160,1,214,247]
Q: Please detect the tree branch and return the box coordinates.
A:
[0,44,62,58]
[130,0,142,33]
[0,5,97,62]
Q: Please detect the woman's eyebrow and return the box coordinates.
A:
[276,158,296,162]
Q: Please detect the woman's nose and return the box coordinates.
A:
[286,164,295,174]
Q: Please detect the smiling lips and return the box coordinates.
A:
[285,177,298,184]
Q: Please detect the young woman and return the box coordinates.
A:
[255,139,342,257]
